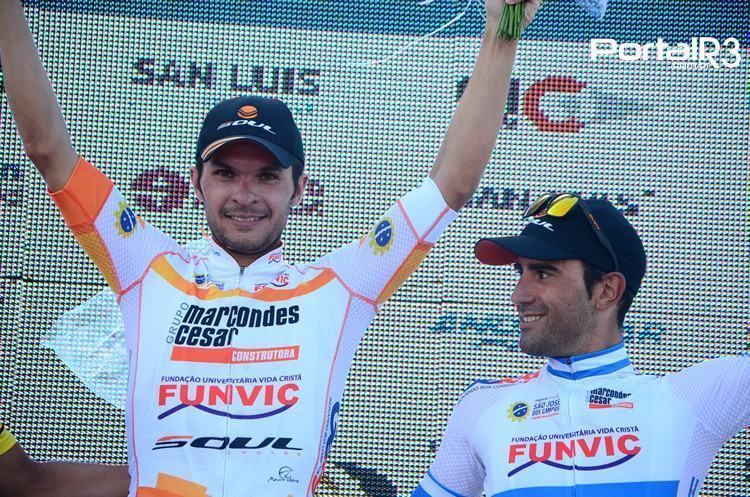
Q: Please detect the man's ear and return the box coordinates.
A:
[593,272,627,311]
[191,166,205,204]
[291,173,309,207]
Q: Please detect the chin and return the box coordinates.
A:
[519,336,548,358]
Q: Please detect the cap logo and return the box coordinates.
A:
[238,105,258,119]
[528,218,554,232]
[216,119,276,135]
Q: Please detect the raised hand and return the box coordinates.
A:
[486,0,542,39]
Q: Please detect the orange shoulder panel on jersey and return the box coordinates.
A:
[376,241,432,304]
[49,157,113,227]
[49,157,121,293]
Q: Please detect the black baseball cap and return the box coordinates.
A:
[474,198,647,295]
[196,95,305,169]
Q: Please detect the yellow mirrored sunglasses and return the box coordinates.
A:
[523,192,619,272]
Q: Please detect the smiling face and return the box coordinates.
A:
[191,140,307,267]
[511,257,598,357]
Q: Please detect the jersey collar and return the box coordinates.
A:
[206,237,286,275]
[546,341,634,380]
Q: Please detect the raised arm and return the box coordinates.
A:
[0,0,77,191]
[429,0,540,210]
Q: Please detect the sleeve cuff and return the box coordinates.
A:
[48,156,114,227]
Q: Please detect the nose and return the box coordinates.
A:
[511,274,534,307]
[230,176,260,205]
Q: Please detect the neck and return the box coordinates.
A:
[570,326,623,358]
[214,237,282,268]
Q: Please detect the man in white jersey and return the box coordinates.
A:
[0,0,540,495]
[413,193,750,497]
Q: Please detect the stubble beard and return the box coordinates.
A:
[519,299,596,358]
[209,210,289,259]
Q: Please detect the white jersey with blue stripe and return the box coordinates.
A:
[413,342,750,497]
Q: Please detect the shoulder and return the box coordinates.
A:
[668,355,750,380]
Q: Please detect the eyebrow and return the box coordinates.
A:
[209,159,234,171]
[514,261,561,273]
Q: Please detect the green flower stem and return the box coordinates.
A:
[496,1,524,40]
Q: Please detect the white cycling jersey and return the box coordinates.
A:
[50,157,456,497]
[414,342,750,497]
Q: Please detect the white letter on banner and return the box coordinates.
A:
[590,39,617,60]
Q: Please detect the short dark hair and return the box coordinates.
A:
[195,158,304,192]
[581,261,634,328]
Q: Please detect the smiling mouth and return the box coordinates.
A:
[520,314,544,324]
[226,214,266,222]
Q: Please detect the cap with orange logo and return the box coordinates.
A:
[196,95,304,170]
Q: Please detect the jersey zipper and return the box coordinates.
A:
[220,265,246,497]
[566,363,579,497]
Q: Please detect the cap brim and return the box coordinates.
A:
[200,136,299,168]
[474,236,580,265]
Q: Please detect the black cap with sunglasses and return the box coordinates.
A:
[474,193,647,296]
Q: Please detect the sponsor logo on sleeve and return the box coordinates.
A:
[369,218,394,256]
[115,201,139,238]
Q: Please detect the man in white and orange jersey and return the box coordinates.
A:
[0,0,540,495]
[413,193,750,497]
[0,424,128,497]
